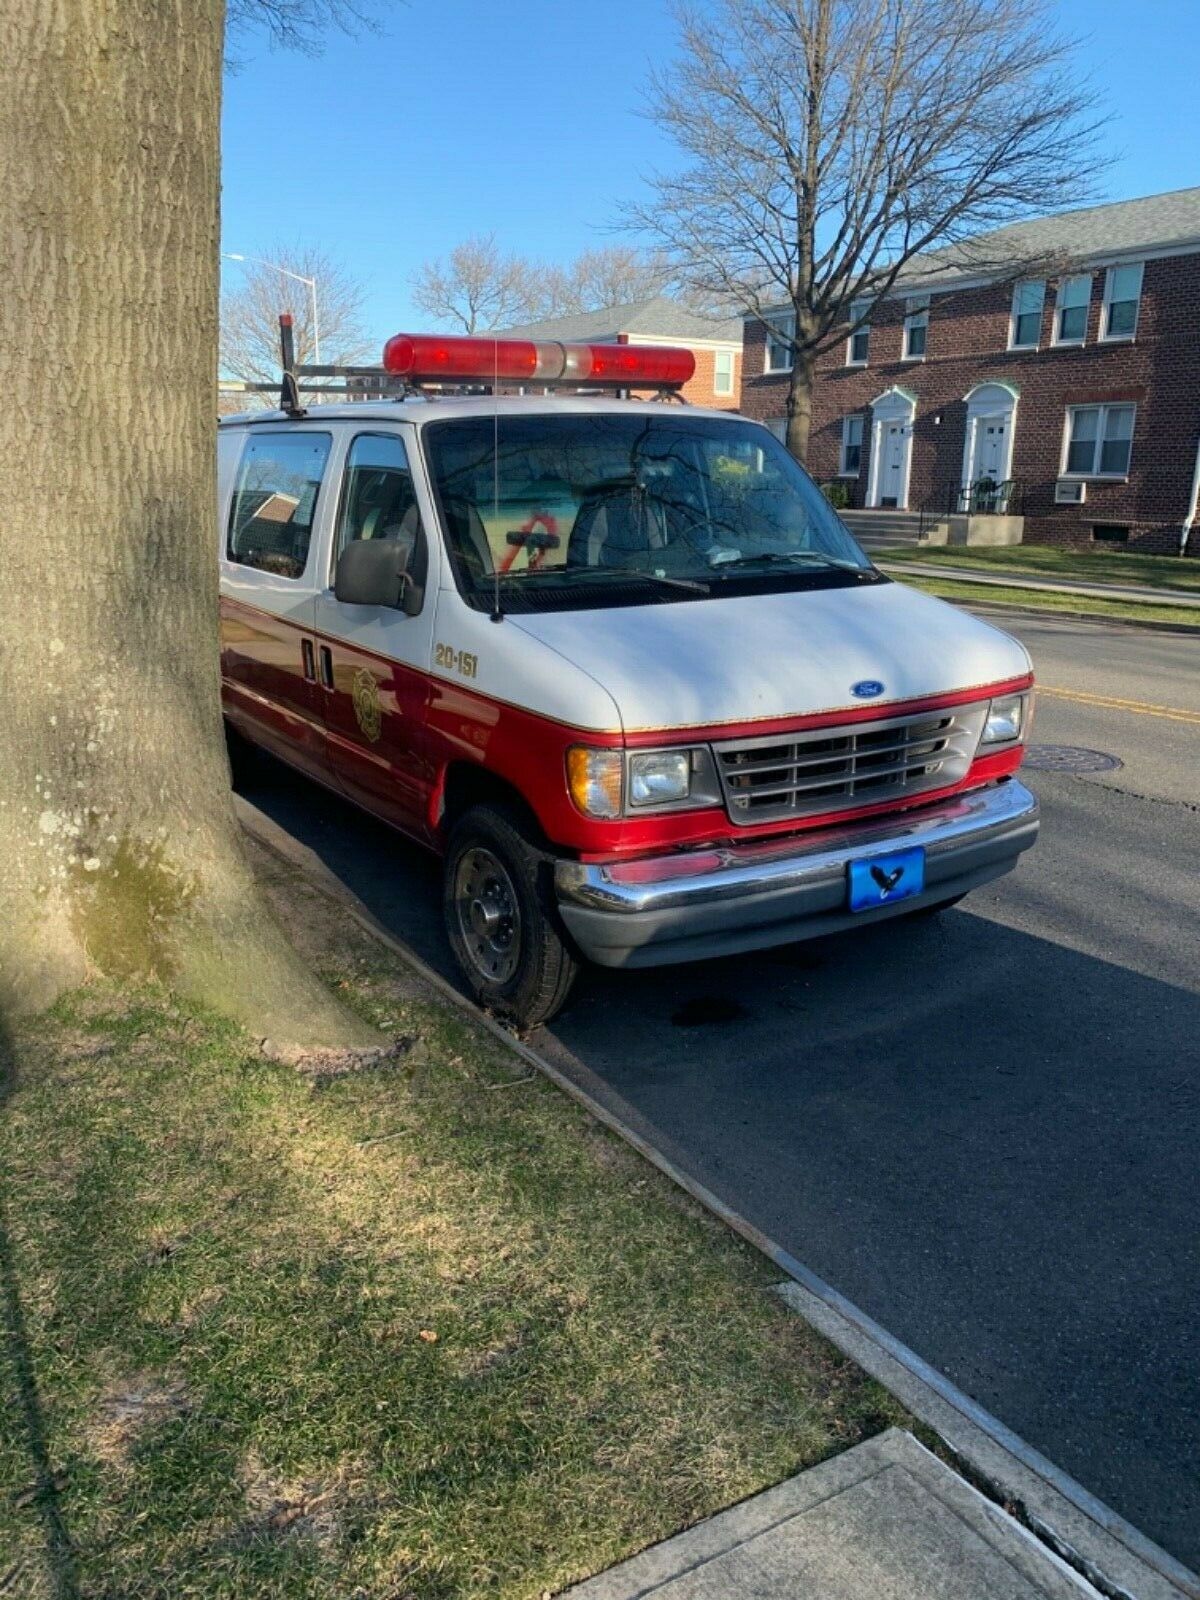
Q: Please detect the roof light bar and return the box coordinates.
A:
[381,332,695,389]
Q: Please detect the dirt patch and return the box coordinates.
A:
[452,1331,528,1381]
[237,1449,346,1544]
[259,1033,417,1078]
[177,1284,226,1329]
[89,1374,189,1464]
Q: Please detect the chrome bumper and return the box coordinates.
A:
[554,779,1039,968]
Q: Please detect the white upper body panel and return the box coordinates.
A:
[501,580,1031,735]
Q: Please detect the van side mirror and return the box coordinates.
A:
[334,537,423,615]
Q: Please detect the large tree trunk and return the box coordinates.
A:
[784,347,816,464]
[0,0,373,1045]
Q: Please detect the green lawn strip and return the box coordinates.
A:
[895,573,1199,630]
[0,866,904,1600]
[877,543,1200,594]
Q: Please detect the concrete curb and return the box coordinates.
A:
[876,562,1200,609]
[878,569,1200,635]
[899,590,1200,637]
[237,796,1197,1600]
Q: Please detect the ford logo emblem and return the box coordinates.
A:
[851,680,885,699]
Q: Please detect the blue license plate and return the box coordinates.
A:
[848,846,926,911]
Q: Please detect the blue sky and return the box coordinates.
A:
[220,0,1199,352]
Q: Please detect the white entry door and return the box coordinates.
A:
[880,421,910,506]
[976,418,1007,482]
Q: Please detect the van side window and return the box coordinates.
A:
[335,432,427,598]
[227,431,332,579]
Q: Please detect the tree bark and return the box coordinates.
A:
[0,0,374,1045]
[784,347,816,464]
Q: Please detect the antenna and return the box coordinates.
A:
[490,337,503,623]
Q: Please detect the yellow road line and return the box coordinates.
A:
[1039,684,1200,725]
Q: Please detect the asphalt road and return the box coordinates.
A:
[241,609,1200,1572]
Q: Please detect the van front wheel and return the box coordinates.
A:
[443,804,579,1030]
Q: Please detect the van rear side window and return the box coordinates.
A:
[227,431,332,579]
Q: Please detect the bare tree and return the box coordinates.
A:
[411,234,545,333]
[539,246,677,317]
[0,0,390,1045]
[630,0,1106,460]
[411,239,689,329]
[221,246,372,396]
[227,0,383,56]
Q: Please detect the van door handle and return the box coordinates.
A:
[301,639,316,681]
[318,645,335,690]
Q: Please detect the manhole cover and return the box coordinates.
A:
[1022,744,1123,773]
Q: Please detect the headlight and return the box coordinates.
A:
[629,749,691,806]
[567,745,720,817]
[981,692,1027,745]
[567,747,623,818]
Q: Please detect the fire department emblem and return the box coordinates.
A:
[351,668,383,743]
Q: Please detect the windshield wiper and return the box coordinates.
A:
[492,564,709,595]
[710,550,872,576]
[576,565,710,594]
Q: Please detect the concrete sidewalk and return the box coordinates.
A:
[565,1430,1101,1599]
[877,561,1200,609]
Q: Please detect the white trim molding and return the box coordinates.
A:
[1052,274,1092,346]
[866,386,917,508]
[1059,400,1137,480]
[960,381,1019,494]
[840,413,865,477]
[1100,261,1143,342]
[1008,281,1046,350]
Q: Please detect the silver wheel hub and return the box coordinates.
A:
[454,847,522,985]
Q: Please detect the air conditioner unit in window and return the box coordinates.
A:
[1055,479,1087,504]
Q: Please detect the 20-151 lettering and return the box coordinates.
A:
[435,643,478,680]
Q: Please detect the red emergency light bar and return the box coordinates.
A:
[381,332,695,389]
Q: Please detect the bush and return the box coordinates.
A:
[821,480,851,510]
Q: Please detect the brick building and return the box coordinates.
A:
[740,188,1200,555]
[499,296,743,410]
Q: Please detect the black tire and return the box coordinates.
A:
[443,804,579,1029]
[908,892,967,918]
[224,718,263,791]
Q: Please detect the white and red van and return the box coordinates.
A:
[218,332,1038,1026]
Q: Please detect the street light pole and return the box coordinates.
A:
[222,252,321,363]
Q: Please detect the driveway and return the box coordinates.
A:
[242,612,1200,1572]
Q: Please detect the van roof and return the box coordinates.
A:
[218,394,753,428]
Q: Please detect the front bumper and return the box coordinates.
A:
[554,778,1039,968]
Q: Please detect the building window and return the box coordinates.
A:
[1062,403,1135,478]
[840,415,864,476]
[1092,524,1130,543]
[1053,275,1091,345]
[764,313,795,373]
[903,296,929,359]
[713,348,735,396]
[846,302,870,365]
[1009,281,1045,349]
[1102,262,1143,340]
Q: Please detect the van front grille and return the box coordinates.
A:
[714,703,988,824]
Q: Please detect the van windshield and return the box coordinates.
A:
[423,412,877,612]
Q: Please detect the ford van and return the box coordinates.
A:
[218,331,1038,1026]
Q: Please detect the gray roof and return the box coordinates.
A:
[899,186,1200,288]
[498,295,742,345]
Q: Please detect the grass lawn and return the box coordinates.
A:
[0,841,905,1600]
[892,574,1199,631]
[877,542,1200,594]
